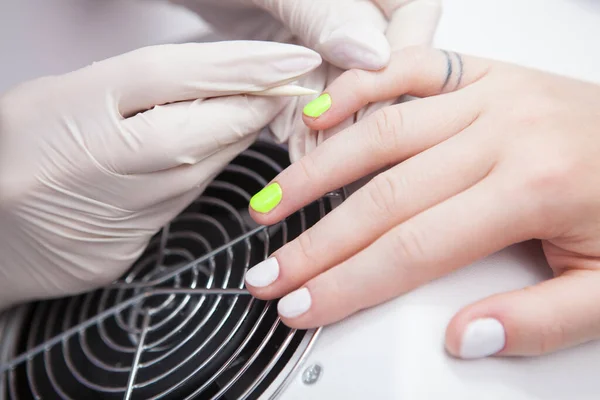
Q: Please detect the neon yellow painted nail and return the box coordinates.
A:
[250,183,282,213]
[303,93,332,118]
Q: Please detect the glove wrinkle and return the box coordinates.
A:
[0,41,318,309]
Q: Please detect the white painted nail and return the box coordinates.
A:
[320,25,390,70]
[460,318,506,359]
[278,288,311,318]
[245,258,280,288]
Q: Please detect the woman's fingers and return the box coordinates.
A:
[274,174,532,328]
[445,269,600,359]
[245,128,494,299]
[249,91,480,224]
[302,46,491,130]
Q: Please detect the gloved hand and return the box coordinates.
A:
[0,41,321,310]
[171,0,442,162]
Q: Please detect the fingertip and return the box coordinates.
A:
[444,315,463,358]
[247,205,275,225]
[302,113,317,128]
[446,304,508,360]
[319,24,391,71]
[444,307,483,358]
[244,284,273,300]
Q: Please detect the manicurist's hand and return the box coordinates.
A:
[0,41,320,310]
[245,46,600,360]
[172,0,442,162]
[172,0,441,71]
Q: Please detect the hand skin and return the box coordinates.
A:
[246,46,600,359]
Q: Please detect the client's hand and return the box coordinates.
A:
[245,46,600,359]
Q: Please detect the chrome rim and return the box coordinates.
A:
[0,142,338,399]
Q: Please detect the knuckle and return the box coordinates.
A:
[346,68,375,100]
[513,96,562,127]
[537,313,568,356]
[346,68,368,88]
[295,153,323,183]
[369,106,404,154]
[519,286,567,356]
[366,173,401,216]
[524,161,570,194]
[522,157,575,207]
[509,148,579,235]
[294,229,318,267]
[388,225,428,264]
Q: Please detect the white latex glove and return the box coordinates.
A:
[172,0,441,69]
[171,0,441,162]
[173,0,381,70]
[271,0,443,162]
[0,41,321,310]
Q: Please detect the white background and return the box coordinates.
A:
[2,0,600,398]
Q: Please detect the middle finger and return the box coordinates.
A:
[245,122,496,298]
[249,90,480,224]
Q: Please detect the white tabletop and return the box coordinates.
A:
[2,1,600,398]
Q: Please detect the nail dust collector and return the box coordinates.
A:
[0,140,381,400]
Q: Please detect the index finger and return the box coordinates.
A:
[248,48,489,223]
[302,46,491,130]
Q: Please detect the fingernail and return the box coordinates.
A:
[303,93,332,118]
[250,183,282,214]
[245,258,279,287]
[278,287,311,318]
[320,25,390,70]
[460,318,506,359]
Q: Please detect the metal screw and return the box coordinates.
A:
[302,364,322,385]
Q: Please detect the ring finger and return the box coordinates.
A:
[278,172,531,328]
[245,122,496,298]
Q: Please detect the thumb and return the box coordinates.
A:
[445,269,600,359]
[255,0,391,70]
[375,0,442,49]
[357,0,442,119]
[112,94,286,174]
[72,41,321,118]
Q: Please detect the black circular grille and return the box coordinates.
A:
[0,141,331,399]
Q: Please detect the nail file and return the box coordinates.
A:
[252,84,318,97]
